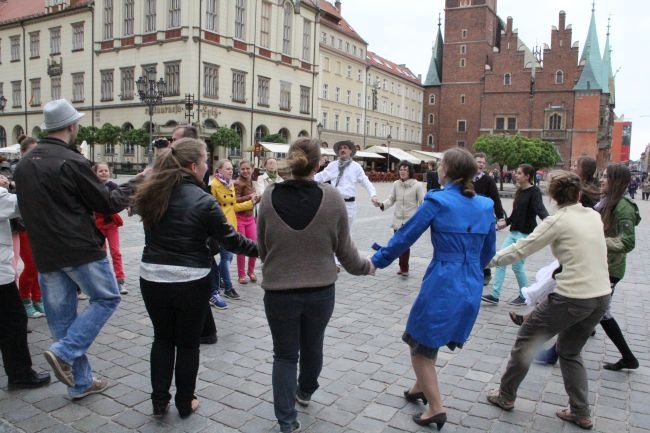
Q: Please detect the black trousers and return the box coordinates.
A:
[0,281,32,380]
[140,275,211,417]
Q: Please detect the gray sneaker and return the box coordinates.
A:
[44,351,74,387]
[71,377,109,399]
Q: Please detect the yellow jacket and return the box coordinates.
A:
[211,179,253,228]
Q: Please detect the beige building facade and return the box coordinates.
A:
[0,0,423,170]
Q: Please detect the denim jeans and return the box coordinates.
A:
[38,257,121,397]
[491,231,529,299]
[264,286,335,432]
[211,247,233,294]
[141,275,211,417]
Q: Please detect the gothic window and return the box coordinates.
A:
[428,113,434,125]
[555,70,564,84]
[549,113,562,130]
[504,73,512,85]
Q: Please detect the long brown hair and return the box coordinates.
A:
[287,138,321,178]
[601,164,631,233]
[442,148,476,197]
[576,155,599,207]
[132,138,205,228]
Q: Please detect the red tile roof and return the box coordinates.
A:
[318,0,367,45]
[0,0,93,27]
[367,51,421,85]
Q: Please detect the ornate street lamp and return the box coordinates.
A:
[317,122,323,141]
[386,133,392,172]
[184,93,195,125]
[0,95,7,113]
[136,68,166,164]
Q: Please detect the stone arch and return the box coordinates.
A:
[255,125,269,142]
[0,127,6,147]
[204,118,218,129]
[278,128,290,143]
[12,125,24,143]
[298,130,309,137]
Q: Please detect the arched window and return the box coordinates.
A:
[204,118,218,129]
[555,70,564,84]
[298,130,309,137]
[428,113,434,125]
[427,134,433,145]
[278,128,290,143]
[548,113,562,130]
[504,73,512,85]
[429,94,436,105]
[230,122,244,156]
[0,127,6,147]
[255,125,269,142]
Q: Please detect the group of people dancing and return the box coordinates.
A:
[1,98,641,433]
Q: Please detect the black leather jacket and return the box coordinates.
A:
[14,137,137,272]
[142,177,258,268]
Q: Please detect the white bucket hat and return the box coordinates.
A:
[41,99,85,131]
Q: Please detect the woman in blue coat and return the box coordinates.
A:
[371,148,496,430]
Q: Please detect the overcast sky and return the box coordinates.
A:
[340,0,650,160]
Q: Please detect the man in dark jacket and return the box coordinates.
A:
[14,99,145,399]
[473,153,506,285]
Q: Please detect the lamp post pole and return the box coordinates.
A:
[386,133,392,173]
[184,93,195,125]
[136,68,166,164]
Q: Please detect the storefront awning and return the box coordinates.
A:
[364,146,421,164]
[409,150,444,162]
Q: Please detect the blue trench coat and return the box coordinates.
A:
[372,184,496,349]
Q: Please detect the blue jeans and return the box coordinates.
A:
[491,231,529,299]
[211,247,233,295]
[38,257,121,397]
[264,286,335,432]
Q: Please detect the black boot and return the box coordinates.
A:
[600,318,639,371]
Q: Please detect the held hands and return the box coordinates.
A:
[366,256,376,276]
[496,219,507,230]
[371,196,381,207]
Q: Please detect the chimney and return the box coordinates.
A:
[506,16,513,34]
[558,10,566,31]
[335,1,341,13]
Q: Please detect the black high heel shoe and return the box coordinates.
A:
[412,412,447,430]
[403,389,428,405]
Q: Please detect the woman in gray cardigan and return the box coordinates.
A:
[257,137,373,433]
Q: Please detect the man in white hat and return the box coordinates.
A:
[314,140,379,228]
[13,99,146,399]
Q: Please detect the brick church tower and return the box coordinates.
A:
[422,1,615,169]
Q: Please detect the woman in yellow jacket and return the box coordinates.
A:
[209,160,256,303]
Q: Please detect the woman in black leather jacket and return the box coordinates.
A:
[132,138,258,419]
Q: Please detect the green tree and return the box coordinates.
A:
[210,127,240,149]
[95,123,122,145]
[261,133,286,143]
[122,128,149,148]
[75,126,98,146]
[474,134,560,189]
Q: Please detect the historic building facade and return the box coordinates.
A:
[0,0,423,168]
[423,0,615,169]
[316,1,422,153]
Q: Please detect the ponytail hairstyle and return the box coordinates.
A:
[287,137,321,178]
[132,137,206,229]
[576,155,599,207]
[441,148,477,197]
[548,170,581,207]
[601,164,631,233]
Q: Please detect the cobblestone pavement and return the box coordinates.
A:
[1,180,649,433]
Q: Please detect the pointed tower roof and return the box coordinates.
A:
[601,18,615,103]
[575,2,604,90]
[424,14,443,87]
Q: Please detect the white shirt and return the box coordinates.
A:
[314,159,376,200]
[0,188,19,285]
[255,172,283,196]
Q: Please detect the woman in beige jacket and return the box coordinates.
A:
[377,161,424,276]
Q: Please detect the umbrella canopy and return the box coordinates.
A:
[0,143,20,154]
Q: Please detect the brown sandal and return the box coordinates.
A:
[486,389,514,411]
[555,408,593,430]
